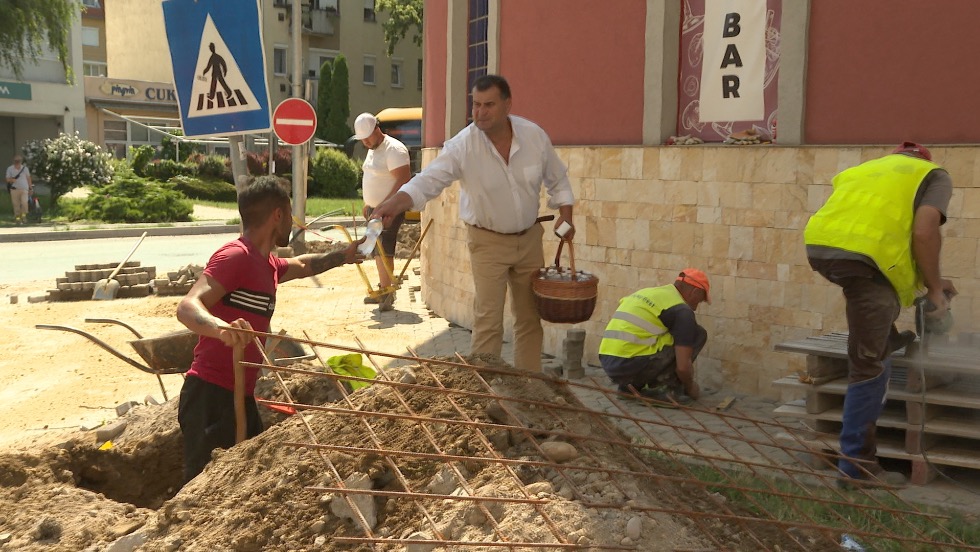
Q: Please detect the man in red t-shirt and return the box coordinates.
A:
[176,176,363,482]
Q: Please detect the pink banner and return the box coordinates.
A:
[676,0,781,143]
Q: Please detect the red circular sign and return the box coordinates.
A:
[272,98,317,145]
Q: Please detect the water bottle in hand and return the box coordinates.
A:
[359,218,384,256]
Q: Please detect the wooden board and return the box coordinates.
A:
[772,375,980,409]
[774,404,980,440]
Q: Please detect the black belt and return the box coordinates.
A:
[469,215,554,236]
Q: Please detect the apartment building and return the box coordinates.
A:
[0,10,87,162]
[91,0,422,154]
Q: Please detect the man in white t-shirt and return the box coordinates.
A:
[353,112,412,311]
[5,154,33,225]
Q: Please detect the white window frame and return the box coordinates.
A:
[83,61,108,77]
[309,48,338,78]
[273,45,288,76]
[363,55,376,85]
[390,58,403,88]
[82,26,100,47]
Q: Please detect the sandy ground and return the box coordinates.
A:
[0,259,434,451]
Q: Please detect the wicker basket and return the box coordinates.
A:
[532,240,598,324]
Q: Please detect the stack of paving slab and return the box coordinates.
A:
[153,264,203,296]
[48,262,155,302]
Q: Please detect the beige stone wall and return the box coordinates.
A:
[418,145,980,398]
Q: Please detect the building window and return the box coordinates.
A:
[363,55,376,85]
[82,26,100,47]
[274,46,288,76]
[83,61,107,77]
[313,0,338,12]
[466,0,489,118]
[364,0,376,21]
[390,59,403,88]
[81,0,100,8]
[417,59,423,90]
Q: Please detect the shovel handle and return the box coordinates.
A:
[106,231,148,282]
[233,345,247,444]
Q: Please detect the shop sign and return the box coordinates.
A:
[0,81,32,101]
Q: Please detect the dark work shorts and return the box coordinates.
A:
[365,206,405,257]
[178,375,263,483]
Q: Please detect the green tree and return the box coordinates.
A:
[324,54,351,144]
[315,58,333,141]
[376,0,423,56]
[0,0,78,83]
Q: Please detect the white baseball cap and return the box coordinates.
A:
[353,113,378,140]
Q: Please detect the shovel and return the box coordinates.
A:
[93,231,148,300]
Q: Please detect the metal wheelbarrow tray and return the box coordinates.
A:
[36,318,198,401]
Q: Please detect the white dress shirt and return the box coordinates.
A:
[361,134,410,207]
[399,115,574,234]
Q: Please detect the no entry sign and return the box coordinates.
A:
[272,98,317,145]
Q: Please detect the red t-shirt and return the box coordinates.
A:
[185,237,289,395]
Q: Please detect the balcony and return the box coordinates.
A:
[302,5,336,36]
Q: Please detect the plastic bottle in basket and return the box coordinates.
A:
[358,218,384,256]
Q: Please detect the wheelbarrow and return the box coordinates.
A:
[36,319,314,401]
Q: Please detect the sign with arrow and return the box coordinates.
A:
[162,0,271,138]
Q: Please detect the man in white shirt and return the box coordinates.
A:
[372,74,576,372]
[5,154,33,225]
[354,112,412,311]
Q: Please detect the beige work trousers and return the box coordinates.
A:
[9,188,28,219]
[466,223,545,372]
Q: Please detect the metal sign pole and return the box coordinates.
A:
[290,0,307,252]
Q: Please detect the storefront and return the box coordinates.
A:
[0,78,86,162]
[84,76,181,158]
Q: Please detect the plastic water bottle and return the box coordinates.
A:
[358,218,384,256]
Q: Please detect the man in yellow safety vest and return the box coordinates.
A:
[804,142,956,487]
[598,269,711,406]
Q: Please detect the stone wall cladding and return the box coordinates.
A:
[418,145,980,397]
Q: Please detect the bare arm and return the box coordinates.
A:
[176,275,252,348]
[912,205,957,312]
[674,345,700,399]
[281,240,363,282]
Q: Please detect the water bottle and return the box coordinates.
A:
[358,218,384,256]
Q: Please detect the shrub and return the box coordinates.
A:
[129,145,155,177]
[309,147,361,197]
[79,172,192,223]
[169,175,237,202]
[197,154,228,179]
[21,132,114,203]
[160,130,204,161]
[245,148,291,177]
[144,159,197,181]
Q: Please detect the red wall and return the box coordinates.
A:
[498,0,646,145]
[805,1,980,144]
[422,0,447,147]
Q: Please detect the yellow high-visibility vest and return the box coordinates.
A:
[804,154,940,306]
[599,284,685,358]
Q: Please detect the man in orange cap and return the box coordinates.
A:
[598,269,711,405]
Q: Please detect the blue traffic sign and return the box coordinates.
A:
[162,0,271,138]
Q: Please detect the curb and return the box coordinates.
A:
[0,218,362,243]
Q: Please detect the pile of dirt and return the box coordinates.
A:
[0,355,823,551]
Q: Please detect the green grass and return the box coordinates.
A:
[194,197,365,217]
[680,462,980,551]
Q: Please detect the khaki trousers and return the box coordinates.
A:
[466,223,545,371]
[9,188,28,219]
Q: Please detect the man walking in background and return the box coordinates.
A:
[353,112,412,311]
[5,154,32,225]
[805,142,956,487]
[371,74,575,373]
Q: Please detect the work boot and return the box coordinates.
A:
[364,294,381,304]
[378,291,396,312]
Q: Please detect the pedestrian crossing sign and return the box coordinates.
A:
[163,0,271,138]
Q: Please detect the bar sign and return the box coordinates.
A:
[0,81,32,101]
